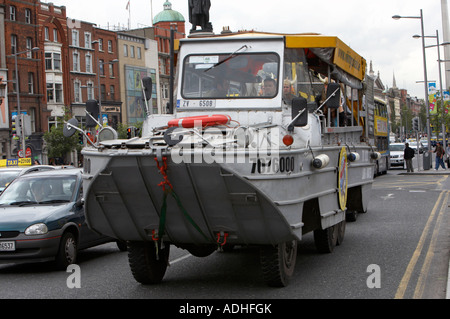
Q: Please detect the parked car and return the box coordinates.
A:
[0,168,126,268]
[0,165,56,194]
[409,141,424,154]
[389,143,405,168]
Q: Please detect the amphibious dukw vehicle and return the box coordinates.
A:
[79,31,378,287]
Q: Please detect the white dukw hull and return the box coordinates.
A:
[81,136,373,247]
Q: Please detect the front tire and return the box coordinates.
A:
[55,232,77,270]
[260,240,297,287]
[127,241,170,284]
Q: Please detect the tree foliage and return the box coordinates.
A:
[43,114,81,160]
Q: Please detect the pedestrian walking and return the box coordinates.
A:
[404,143,415,172]
[432,142,446,170]
[446,144,450,168]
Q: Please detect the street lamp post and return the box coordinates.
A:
[393,10,431,168]
[13,46,39,157]
[414,31,450,155]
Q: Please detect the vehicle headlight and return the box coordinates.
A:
[25,223,48,235]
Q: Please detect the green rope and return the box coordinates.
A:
[156,188,211,243]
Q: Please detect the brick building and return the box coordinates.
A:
[68,20,121,128]
[0,0,47,160]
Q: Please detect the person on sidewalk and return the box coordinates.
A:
[432,142,446,170]
[404,143,415,172]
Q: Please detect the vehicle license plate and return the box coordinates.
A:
[0,241,15,251]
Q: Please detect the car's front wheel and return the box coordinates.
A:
[55,232,77,270]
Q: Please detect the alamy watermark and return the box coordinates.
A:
[167,125,281,165]
[366,264,381,289]
[66,264,81,289]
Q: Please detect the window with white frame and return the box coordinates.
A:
[9,6,16,21]
[137,47,142,59]
[110,85,115,100]
[73,51,80,71]
[29,108,36,133]
[108,40,113,53]
[86,54,92,73]
[53,29,58,42]
[26,38,33,58]
[25,9,31,24]
[55,84,62,103]
[45,52,61,71]
[99,59,105,76]
[87,82,94,100]
[84,32,91,49]
[74,81,81,103]
[109,63,114,77]
[99,39,104,51]
[45,27,49,41]
[72,30,79,46]
[11,35,17,54]
[54,53,61,71]
[28,72,34,94]
[47,83,63,103]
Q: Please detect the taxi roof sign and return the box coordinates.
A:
[0,158,32,167]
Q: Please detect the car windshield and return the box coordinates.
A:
[390,144,404,151]
[0,176,78,206]
[182,52,280,99]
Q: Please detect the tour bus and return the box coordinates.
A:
[373,96,390,174]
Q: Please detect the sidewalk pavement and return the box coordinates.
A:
[397,167,450,298]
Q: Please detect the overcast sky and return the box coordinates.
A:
[46,0,449,100]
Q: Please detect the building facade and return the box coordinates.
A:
[68,20,121,129]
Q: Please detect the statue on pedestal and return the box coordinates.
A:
[188,0,213,33]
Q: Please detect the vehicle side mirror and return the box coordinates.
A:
[76,197,84,208]
[291,96,308,127]
[326,82,340,109]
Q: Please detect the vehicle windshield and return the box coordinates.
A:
[390,144,405,151]
[0,176,78,205]
[181,52,280,99]
[0,170,21,190]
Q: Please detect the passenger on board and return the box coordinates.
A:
[262,78,277,97]
[282,79,295,105]
[206,78,230,97]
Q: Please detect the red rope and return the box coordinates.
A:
[154,157,173,190]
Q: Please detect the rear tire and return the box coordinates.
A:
[260,240,297,287]
[336,220,346,245]
[127,241,170,284]
[314,225,337,253]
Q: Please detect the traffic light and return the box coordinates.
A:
[11,116,17,137]
[78,132,84,145]
[412,117,419,131]
[11,114,21,137]
[127,126,136,139]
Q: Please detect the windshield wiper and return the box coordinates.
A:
[39,199,70,204]
[204,45,248,72]
[9,201,38,206]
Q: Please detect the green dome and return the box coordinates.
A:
[153,1,185,24]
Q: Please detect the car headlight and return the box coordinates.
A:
[25,223,48,236]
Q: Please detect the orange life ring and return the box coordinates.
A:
[167,114,231,128]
